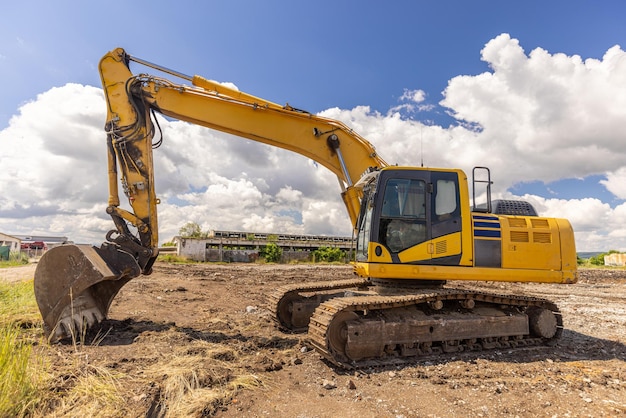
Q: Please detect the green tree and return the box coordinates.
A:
[179,222,204,238]
[262,243,282,263]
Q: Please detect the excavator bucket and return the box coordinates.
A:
[34,244,141,342]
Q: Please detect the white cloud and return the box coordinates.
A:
[390,89,435,114]
[400,89,426,103]
[0,83,348,244]
[2,34,626,251]
[520,194,612,232]
[276,186,303,203]
[600,167,626,199]
[440,34,626,186]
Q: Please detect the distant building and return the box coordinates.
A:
[11,235,71,250]
[0,232,21,252]
[174,229,354,262]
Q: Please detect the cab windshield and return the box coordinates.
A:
[379,179,427,253]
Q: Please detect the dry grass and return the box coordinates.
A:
[35,362,129,418]
[0,271,270,417]
[21,325,267,417]
[0,280,130,417]
[145,340,265,417]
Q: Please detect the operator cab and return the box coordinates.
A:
[355,167,463,265]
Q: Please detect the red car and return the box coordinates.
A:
[21,242,46,250]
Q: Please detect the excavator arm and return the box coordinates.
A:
[34,48,386,341]
[101,48,387,264]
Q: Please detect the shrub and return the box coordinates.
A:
[588,250,621,266]
[261,243,282,263]
[313,246,345,263]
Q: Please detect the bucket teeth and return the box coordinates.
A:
[49,302,105,342]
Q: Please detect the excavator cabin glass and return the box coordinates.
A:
[356,169,462,264]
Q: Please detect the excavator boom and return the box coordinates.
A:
[35,48,386,341]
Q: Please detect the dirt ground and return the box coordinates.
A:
[5,263,626,417]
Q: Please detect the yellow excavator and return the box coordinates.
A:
[34,48,577,367]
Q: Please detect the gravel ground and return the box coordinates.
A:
[3,263,625,417]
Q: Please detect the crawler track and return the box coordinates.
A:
[267,278,370,332]
[307,289,562,368]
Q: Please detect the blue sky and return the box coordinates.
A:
[1,1,626,251]
[3,1,622,128]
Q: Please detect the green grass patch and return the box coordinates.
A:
[0,280,40,328]
[157,253,197,263]
[0,253,29,268]
[0,323,38,416]
[0,280,44,416]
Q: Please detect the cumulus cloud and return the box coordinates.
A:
[600,167,626,199]
[0,84,347,244]
[400,89,426,103]
[389,88,435,114]
[1,34,626,251]
[440,34,626,186]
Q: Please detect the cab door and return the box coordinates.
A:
[428,170,463,265]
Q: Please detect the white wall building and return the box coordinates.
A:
[0,232,21,252]
[604,253,626,266]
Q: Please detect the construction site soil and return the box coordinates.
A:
[4,263,626,417]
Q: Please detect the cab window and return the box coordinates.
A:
[380,178,427,252]
[435,179,457,217]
